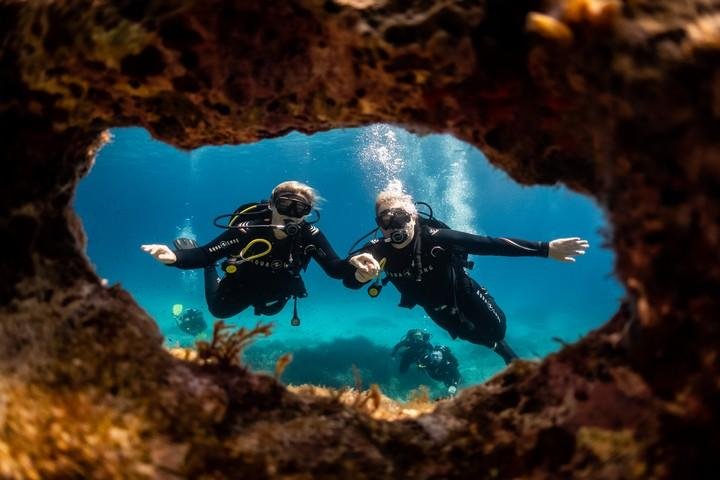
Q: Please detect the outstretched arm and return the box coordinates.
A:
[174,228,246,269]
[432,229,590,262]
[141,228,242,269]
[431,228,549,257]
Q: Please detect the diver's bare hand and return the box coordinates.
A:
[548,237,589,262]
[141,244,177,264]
[349,253,380,283]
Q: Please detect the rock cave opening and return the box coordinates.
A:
[3,0,718,476]
[74,125,623,401]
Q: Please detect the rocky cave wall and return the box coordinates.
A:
[1,0,719,478]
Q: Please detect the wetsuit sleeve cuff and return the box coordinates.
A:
[343,273,365,289]
[541,241,550,257]
[169,249,191,268]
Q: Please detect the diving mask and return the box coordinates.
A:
[375,208,412,230]
[377,208,413,244]
[273,193,312,218]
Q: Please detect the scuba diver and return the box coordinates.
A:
[391,328,433,373]
[417,345,462,396]
[345,189,590,364]
[142,181,352,325]
[172,304,207,336]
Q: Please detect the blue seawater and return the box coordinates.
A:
[74,125,624,400]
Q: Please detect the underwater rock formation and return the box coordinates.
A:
[1,0,719,477]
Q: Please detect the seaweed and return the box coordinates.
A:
[274,352,293,380]
[355,383,382,412]
[405,385,431,406]
[195,320,272,368]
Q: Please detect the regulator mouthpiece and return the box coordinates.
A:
[283,222,301,236]
[389,230,408,244]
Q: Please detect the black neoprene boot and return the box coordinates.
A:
[493,339,519,365]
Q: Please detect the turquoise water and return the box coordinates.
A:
[74,125,623,400]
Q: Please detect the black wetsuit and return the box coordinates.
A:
[419,345,462,388]
[172,218,351,318]
[391,331,433,373]
[345,225,548,350]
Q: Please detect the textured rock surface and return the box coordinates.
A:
[1,0,719,477]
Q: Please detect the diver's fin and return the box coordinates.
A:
[494,339,519,365]
[173,237,199,250]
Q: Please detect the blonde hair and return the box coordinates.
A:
[375,189,417,216]
[271,181,320,206]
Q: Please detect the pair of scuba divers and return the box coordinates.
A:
[141,181,590,365]
[392,329,462,395]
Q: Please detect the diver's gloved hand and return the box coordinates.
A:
[141,244,177,264]
[349,253,380,283]
[548,237,589,262]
